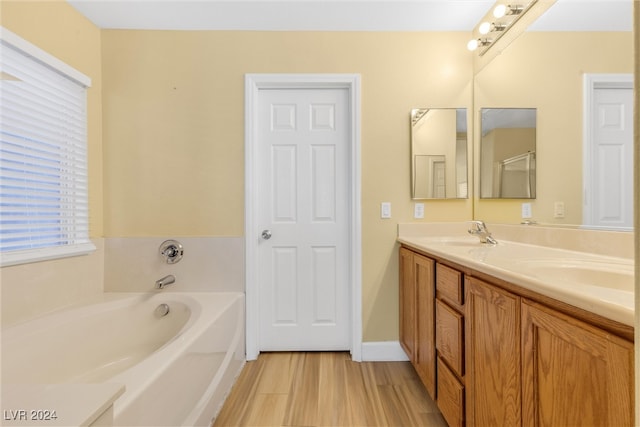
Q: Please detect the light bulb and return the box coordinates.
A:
[467,39,479,51]
[493,4,507,18]
[478,22,491,35]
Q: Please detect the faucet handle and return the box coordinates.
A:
[468,220,487,232]
[159,240,183,264]
[467,220,497,244]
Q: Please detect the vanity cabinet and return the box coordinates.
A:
[399,246,470,427]
[399,244,634,427]
[399,247,436,399]
[521,300,634,426]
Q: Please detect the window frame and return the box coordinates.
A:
[0,26,95,267]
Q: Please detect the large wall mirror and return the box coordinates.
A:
[411,108,468,199]
[480,108,536,199]
[473,0,634,228]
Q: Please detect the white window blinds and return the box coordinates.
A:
[0,27,95,267]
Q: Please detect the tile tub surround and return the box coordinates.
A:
[104,237,244,293]
[398,222,634,260]
[397,222,634,326]
[1,239,105,326]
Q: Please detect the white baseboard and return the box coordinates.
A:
[361,341,410,362]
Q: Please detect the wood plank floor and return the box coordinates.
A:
[213,352,448,427]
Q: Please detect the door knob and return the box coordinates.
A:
[261,229,272,240]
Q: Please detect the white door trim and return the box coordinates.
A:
[244,74,362,361]
[582,73,633,229]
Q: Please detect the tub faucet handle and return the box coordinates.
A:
[155,274,176,289]
[159,240,184,264]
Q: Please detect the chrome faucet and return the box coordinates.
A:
[155,274,176,289]
[468,221,497,245]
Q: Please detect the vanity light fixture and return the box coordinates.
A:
[467,38,492,52]
[478,22,491,34]
[467,0,537,55]
[493,4,524,18]
[478,22,507,35]
[411,108,429,125]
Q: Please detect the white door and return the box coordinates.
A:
[256,87,351,351]
[432,160,446,198]
[585,77,633,229]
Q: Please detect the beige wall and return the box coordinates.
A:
[1,1,104,325]
[102,30,474,341]
[474,32,634,225]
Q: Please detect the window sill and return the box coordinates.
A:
[0,242,97,268]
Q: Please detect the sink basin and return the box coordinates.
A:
[516,259,634,291]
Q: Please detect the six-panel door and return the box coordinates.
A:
[257,88,351,351]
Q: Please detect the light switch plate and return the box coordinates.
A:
[521,203,532,219]
[381,202,391,219]
[414,203,425,219]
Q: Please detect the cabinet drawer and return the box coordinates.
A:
[437,357,465,427]
[436,299,464,376]
[436,263,464,306]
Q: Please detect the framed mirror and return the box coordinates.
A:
[411,108,468,199]
[479,108,536,199]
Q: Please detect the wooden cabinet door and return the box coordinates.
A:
[414,253,436,399]
[522,300,634,427]
[466,278,521,427]
[399,247,416,360]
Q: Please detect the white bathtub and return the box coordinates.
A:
[1,292,245,426]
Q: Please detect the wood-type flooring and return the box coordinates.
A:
[213,351,448,427]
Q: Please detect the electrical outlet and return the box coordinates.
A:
[554,201,565,218]
[381,202,391,219]
[414,203,425,219]
[521,203,532,219]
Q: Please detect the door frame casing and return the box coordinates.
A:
[582,73,634,229]
[244,74,362,361]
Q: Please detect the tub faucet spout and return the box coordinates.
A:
[155,274,175,289]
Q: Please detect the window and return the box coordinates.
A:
[0,27,95,267]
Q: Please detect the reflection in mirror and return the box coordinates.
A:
[480,108,536,199]
[472,1,633,227]
[411,108,468,199]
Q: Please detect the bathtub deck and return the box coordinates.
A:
[213,351,447,427]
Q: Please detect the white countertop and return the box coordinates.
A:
[1,384,125,426]
[398,233,634,327]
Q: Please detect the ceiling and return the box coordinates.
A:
[67,0,632,32]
